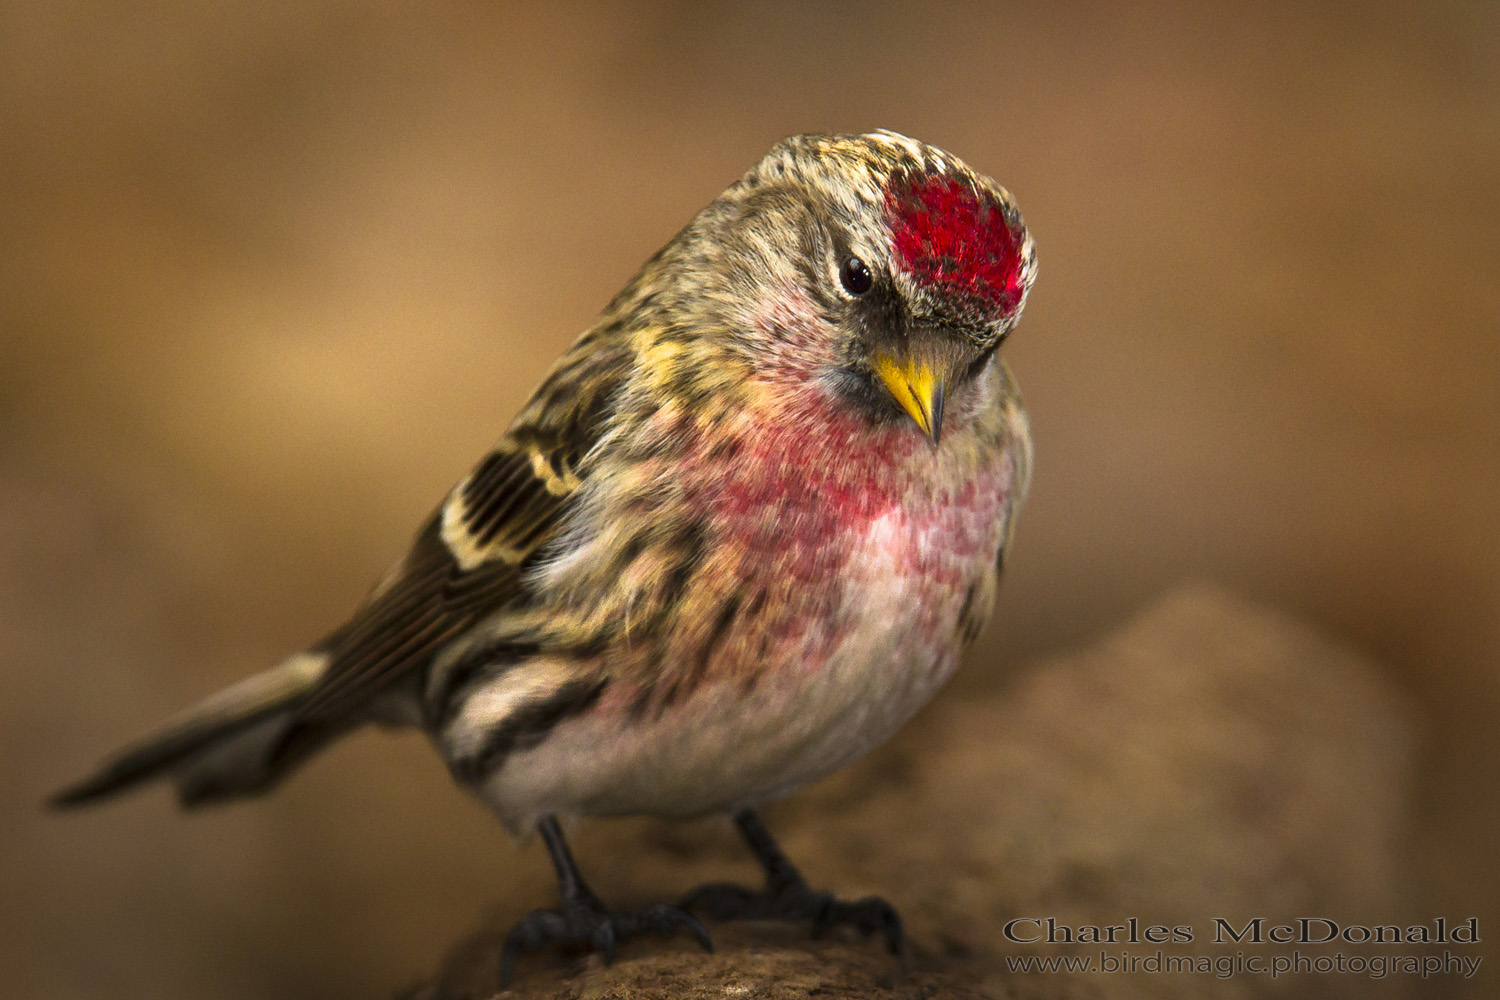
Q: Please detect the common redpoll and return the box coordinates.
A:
[53,130,1036,982]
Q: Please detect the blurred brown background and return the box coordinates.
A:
[2,2,1497,998]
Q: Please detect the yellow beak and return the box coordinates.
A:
[873,353,946,445]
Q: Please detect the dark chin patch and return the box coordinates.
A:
[885,170,1025,317]
[824,364,910,430]
[962,340,1000,384]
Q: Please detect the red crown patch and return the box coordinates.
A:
[885,171,1025,316]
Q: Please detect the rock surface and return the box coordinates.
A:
[405,586,1418,999]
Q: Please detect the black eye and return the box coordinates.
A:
[839,255,873,295]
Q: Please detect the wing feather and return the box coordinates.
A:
[275,333,632,736]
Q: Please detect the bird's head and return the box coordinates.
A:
[639,131,1035,446]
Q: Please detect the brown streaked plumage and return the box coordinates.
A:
[52,131,1036,981]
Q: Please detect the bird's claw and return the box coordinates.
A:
[500,898,712,986]
[680,876,904,955]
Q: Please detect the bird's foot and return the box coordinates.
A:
[680,872,904,955]
[500,892,712,986]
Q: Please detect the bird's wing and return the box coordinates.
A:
[284,334,631,729]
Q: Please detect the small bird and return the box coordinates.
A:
[52,130,1035,982]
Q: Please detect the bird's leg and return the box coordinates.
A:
[680,809,904,954]
[500,815,712,986]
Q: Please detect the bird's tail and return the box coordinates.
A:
[50,651,331,809]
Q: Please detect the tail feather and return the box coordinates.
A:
[50,651,329,809]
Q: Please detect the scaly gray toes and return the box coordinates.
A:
[500,900,712,986]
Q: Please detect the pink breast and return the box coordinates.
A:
[697,393,915,572]
[687,387,1006,615]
